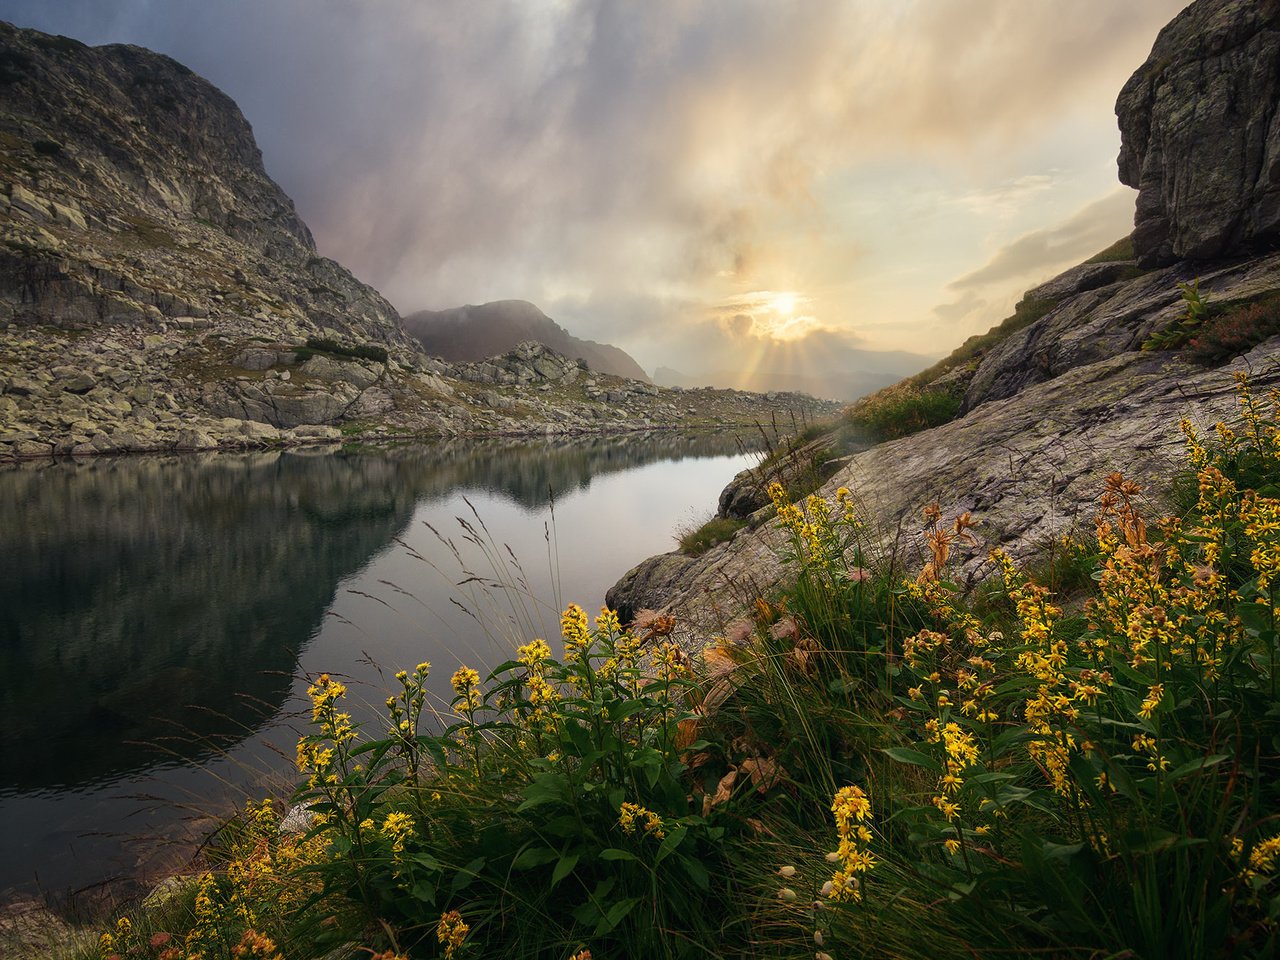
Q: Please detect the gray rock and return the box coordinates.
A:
[626,339,1280,654]
[1022,262,1138,303]
[11,439,53,458]
[55,374,96,395]
[718,466,771,520]
[3,377,44,397]
[232,347,279,371]
[1117,1,1280,265]
[605,552,700,627]
[174,428,215,450]
[298,355,382,389]
[8,185,50,221]
[963,252,1280,412]
[290,424,342,439]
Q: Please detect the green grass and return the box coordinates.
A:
[842,386,962,443]
[1084,234,1136,263]
[677,515,746,555]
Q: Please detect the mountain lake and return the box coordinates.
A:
[0,431,759,901]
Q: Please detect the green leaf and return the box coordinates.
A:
[1237,601,1272,634]
[881,747,941,772]
[655,826,688,865]
[451,856,486,893]
[681,855,711,891]
[512,844,559,870]
[551,852,579,887]
[1040,840,1084,860]
[595,897,641,935]
[517,772,569,812]
[1166,754,1230,783]
[608,699,652,722]
[600,847,640,862]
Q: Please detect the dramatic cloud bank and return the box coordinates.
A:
[1,0,1186,379]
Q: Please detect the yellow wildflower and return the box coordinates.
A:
[436,910,470,960]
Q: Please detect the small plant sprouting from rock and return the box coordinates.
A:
[1143,278,1209,351]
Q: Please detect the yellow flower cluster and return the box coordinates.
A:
[98,916,132,958]
[768,481,859,574]
[827,785,875,902]
[231,930,283,959]
[307,673,355,745]
[436,909,470,959]
[993,549,1082,796]
[618,801,665,840]
[380,810,415,855]
[561,602,592,661]
[1234,831,1280,881]
[451,666,483,711]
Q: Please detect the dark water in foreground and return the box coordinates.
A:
[0,432,757,899]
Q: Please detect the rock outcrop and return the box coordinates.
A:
[0,22,839,460]
[1118,0,1280,266]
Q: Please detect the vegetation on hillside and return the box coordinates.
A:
[79,373,1280,959]
[842,234,1152,445]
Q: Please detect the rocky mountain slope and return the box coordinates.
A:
[609,0,1280,645]
[404,299,650,382]
[0,23,836,461]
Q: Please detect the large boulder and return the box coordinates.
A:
[1117,0,1280,266]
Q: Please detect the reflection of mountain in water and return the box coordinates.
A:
[0,431,755,791]
[390,430,761,509]
[0,449,419,790]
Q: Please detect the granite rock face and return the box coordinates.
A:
[962,252,1280,412]
[1117,0,1280,266]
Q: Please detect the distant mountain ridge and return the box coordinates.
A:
[653,330,931,401]
[404,300,651,382]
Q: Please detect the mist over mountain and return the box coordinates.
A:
[652,330,931,401]
[404,300,650,382]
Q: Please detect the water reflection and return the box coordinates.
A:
[0,431,757,897]
[0,450,418,790]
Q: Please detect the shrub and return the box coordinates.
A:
[1184,294,1280,364]
[1084,235,1136,263]
[302,336,389,364]
[768,374,1280,958]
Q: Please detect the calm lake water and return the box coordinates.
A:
[0,432,758,900]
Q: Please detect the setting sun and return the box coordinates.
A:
[769,291,798,316]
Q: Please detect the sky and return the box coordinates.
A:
[0,0,1188,377]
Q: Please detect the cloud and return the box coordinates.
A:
[0,0,1184,367]
[932,290,989,324]
[948,174,1058,218]
[949,188,1136,291]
